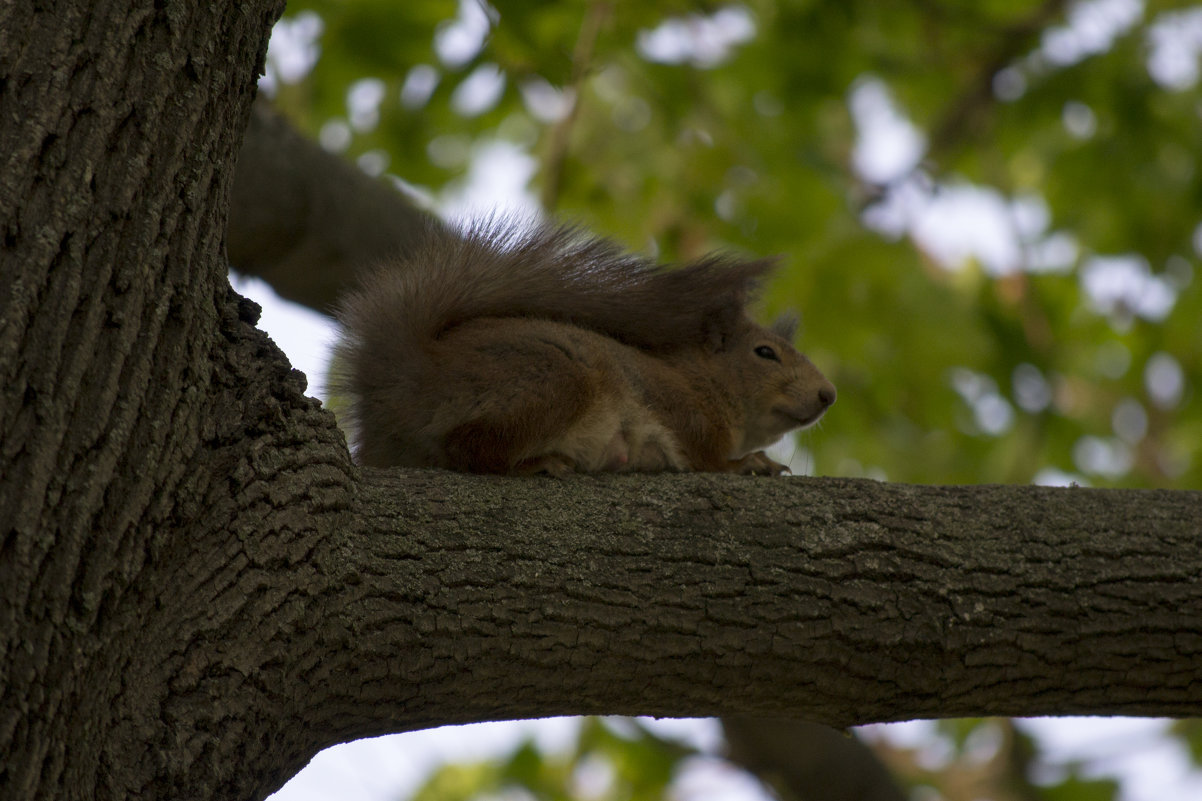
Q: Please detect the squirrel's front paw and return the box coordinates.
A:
[730,451,790,476]
[514,453,578,478]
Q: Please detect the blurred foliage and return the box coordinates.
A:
[867,718,1125,801]
[264,1,1202,799]
[409,719,694,801]
[1175,719,1202,761]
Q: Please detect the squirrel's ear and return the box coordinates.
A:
[771,312,799,341]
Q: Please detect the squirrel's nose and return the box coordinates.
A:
[818,384,836,408]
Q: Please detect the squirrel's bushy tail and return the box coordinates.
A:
[339,216,775,357]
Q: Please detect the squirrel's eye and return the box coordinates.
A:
[754,345,780,362]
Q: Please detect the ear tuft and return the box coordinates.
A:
[771,312,799,341]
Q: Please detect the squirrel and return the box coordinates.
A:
[333,217,836,476]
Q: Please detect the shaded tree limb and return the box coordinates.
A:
[228,99,443,311]
[723,718,908,801]
[317,470,1202,741]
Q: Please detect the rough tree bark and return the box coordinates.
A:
[0,0,344,798]
[3,3,1202,801]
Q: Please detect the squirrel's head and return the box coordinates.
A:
[721,315,836,457]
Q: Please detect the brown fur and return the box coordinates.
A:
[334,218,836,475]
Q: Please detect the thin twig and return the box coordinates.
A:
[540,1,612,212]
[927,0,1070,161]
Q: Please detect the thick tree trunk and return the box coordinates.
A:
[0,1,349,798]
[5,2,1202,801]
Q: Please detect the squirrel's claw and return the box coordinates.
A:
[730,451,790,476]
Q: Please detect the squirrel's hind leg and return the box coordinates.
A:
[437,320,615,474]
[441,383,595,474]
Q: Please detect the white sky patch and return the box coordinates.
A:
[671,756,778,801]
[1112,396,1149,443]
[860,720,955,770]
[952,367,1016,436]
[636,717,725,751]
[1033,467,1090,486]
[1026,231,1080,274]
[914,185,1030,275]
[451,62,506,117]
[520,78,576,123]
[356,150,389,177]
[268,719,582,801]
[318,119,352,153]
[998,0,1147,98]
[850,80,1081,276]
[437,139,539,218]
[1074,434,1134,477]
[858,175,921,238]
[1080,255,1178,325]
[1062,100,1098,139]
[860,718,1202,801]
[401,64,441,110]
[1145,351,1186,409]
[261,11,324,93]
[637,5,756,68]
[1022,718,1202,801]
[435,0,494,68]
[347,78,386,132]
[1147,8,1202,89]
[848,77,926,185]
[1041,0,1144,67]
[993,66,1028,101]
[571,753,615,801]
[1013,363,1054,414]
[1010,193,1051,238]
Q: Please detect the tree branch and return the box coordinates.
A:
[291,470,1202,751]
[539,1,611,212]
[228,100,443,312]
[723,718,907,801]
